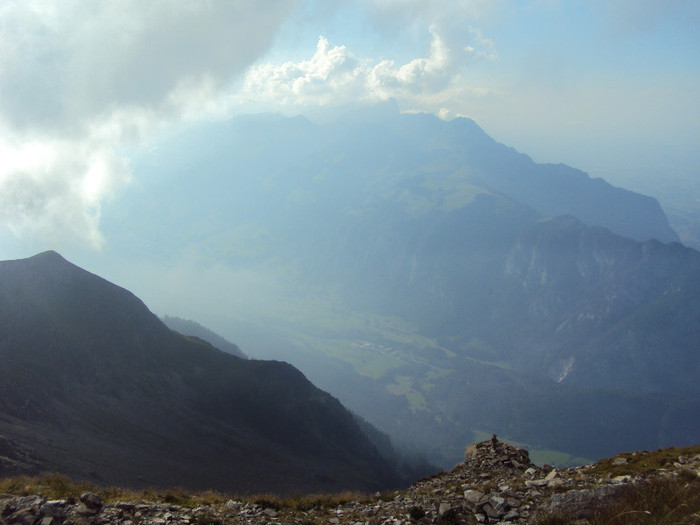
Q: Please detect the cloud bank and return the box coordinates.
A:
[236,24,496,114]
[0,0,297,247]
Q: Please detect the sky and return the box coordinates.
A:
[0,0,699,257]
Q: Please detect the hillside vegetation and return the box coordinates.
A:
[1,441,698,524]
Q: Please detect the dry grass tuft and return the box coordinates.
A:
[589,473,700,525]
[247,490,372,511]
[534,470,700,525]
[0,473,228,507]
[0,473,374,511]
[589,445,700,478]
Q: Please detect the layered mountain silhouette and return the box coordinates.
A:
[113,100,677,252]
[93,103,699,466]
[162,315,247,359]
[326,194,700,393]
[0,251,402,493]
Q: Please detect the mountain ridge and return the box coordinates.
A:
[162,315,247,359]
[0,251,403,493]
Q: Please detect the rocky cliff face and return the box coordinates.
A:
[296,197,700,463]
[332,196,700,394]
[493,216,700,392]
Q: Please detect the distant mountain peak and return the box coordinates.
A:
[19,250,83,277]
[26,250,66,263]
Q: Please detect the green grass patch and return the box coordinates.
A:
[385,376,428,411]
[405,391,428,411]
[386,375,413,396]
[529,449,593,468]
[589,444,700,478]
[424,368,454,381]
[249,292,460,381]
[408,170,488,214]
[291,335,407,380]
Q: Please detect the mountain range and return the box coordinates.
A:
[29,102,700,468]
[0,251,403,493]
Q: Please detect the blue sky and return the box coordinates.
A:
[0,0,698,254]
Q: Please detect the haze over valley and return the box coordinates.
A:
[92,106,699,468]
[0,0,698,493]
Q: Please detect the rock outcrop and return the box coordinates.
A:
[1,438,698,524]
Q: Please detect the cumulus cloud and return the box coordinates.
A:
[236,24,495,113]
[0,133,129,247]
[0,0,297,247]
[241,37,364,107]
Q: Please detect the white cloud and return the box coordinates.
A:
[235,24,495,113]
[0,133,129,248]
[0,0,297,247]
[369,27,450,92]
[242,37,365,106]
[465,27,497,61]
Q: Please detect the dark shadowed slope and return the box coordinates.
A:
[0,251,402,493]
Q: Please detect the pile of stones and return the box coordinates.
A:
[1,437,698,525]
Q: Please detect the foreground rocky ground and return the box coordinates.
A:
[1,438,699,525]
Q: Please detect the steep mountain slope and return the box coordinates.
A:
[328,194,700,393]
[162,315,247,358]
[0,251,401,493]
[494,217,700,391]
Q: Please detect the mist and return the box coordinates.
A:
[23,106,690,467]
[1,0,698,468]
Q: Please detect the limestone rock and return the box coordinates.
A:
[542,485,624,520]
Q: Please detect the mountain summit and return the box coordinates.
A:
[0,251,401,493]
